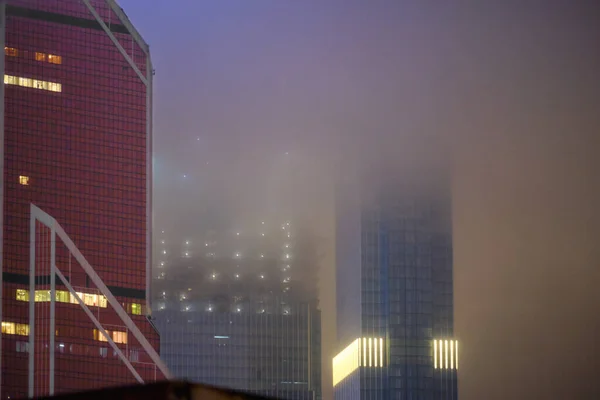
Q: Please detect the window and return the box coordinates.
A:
[48,54,62,64]
[15,324,29,336]
[18,77,33,87]
[131,303,142,315]
[4,47,18,57]
[2,322,29,336]
[93,329,109,342]
[56,291,70,303]
[17,289,108,308]
[16,341,29,353]
[93,329,127,344]
[112,331,128,344]
[4,74,62,93]
[19,175,29,185]
[35,52,46,62]
[2,322,15,335]
[34,290,51,302]
[16,289,29,301]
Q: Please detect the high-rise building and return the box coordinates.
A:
[153,220,321,400]
[0,1,168,398]
[333,159,458,400]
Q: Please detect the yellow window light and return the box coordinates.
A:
[445,340,449,369]
[4,74,62,93]
[4,47,18,57]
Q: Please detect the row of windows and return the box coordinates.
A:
[5,46,62,64]
[4,74,62,92]
[2,320,128,345]
[14,341,141,363]
[2,321,29,336]
[93,329,128,344]
[17,288,108,308]
[15,289,143,315]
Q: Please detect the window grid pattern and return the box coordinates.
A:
[2,1,156,398]
[335,178,457,400]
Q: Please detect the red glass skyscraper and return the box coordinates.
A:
[0,1,168,398]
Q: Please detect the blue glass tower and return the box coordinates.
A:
[334,161,457,400]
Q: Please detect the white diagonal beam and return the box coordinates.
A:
[80,0,148,86]
[54,268,143,383]
[105,0,149,56]
[30,204,171,378]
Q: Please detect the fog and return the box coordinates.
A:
[120,1,600,398]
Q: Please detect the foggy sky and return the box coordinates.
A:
[120,1,600,399]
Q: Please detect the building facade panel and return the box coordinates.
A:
[153,224,321,400]
[334,166,458,400]
[1,1,159,398]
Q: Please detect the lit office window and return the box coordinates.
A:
[112,331,128,344]
[4,74,62,92]
[2,322,29,336]
[131,303,142,315]
[4,47,18,57]
[48,54,62,64]
[16,289,29,301]
[19,175,30,185]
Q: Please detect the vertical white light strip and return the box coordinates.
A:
[373,338,378,367]
[455,341,459,370]
[439,340,443,370]
[434,339,438,369]
[450,340,454,369]
[358,338,362,367]
[368,338,372,367]
[445,340,449,369]
[380,338,384,367]
[363,338,367,367]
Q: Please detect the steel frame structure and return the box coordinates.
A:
[28,204,171,397]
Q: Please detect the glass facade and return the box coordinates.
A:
[153,224,321,400]
[1,1,161,398]
[334,167,458,400]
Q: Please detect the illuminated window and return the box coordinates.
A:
[2,322,15,335]
[16,289,107,308]
[4,47,18,57]
[15,324,29,336]
[55,291,70,303]
[48,54,62,64]
[35,52,46,62]
[131,303,142,315]
[93,329,109,342]
[16,289,29,301]
[4,74,62,92]
[2,322,29,336]
[18,77,32,87]
[112,331,127,344]
[19,175,29,185]
[93,329,127,344]
[34,290,50,302]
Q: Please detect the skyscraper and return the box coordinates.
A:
[333,157,457,400]
[0,1,168,398]
[153,220,321,400]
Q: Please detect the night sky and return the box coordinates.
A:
[119,1,600,399]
